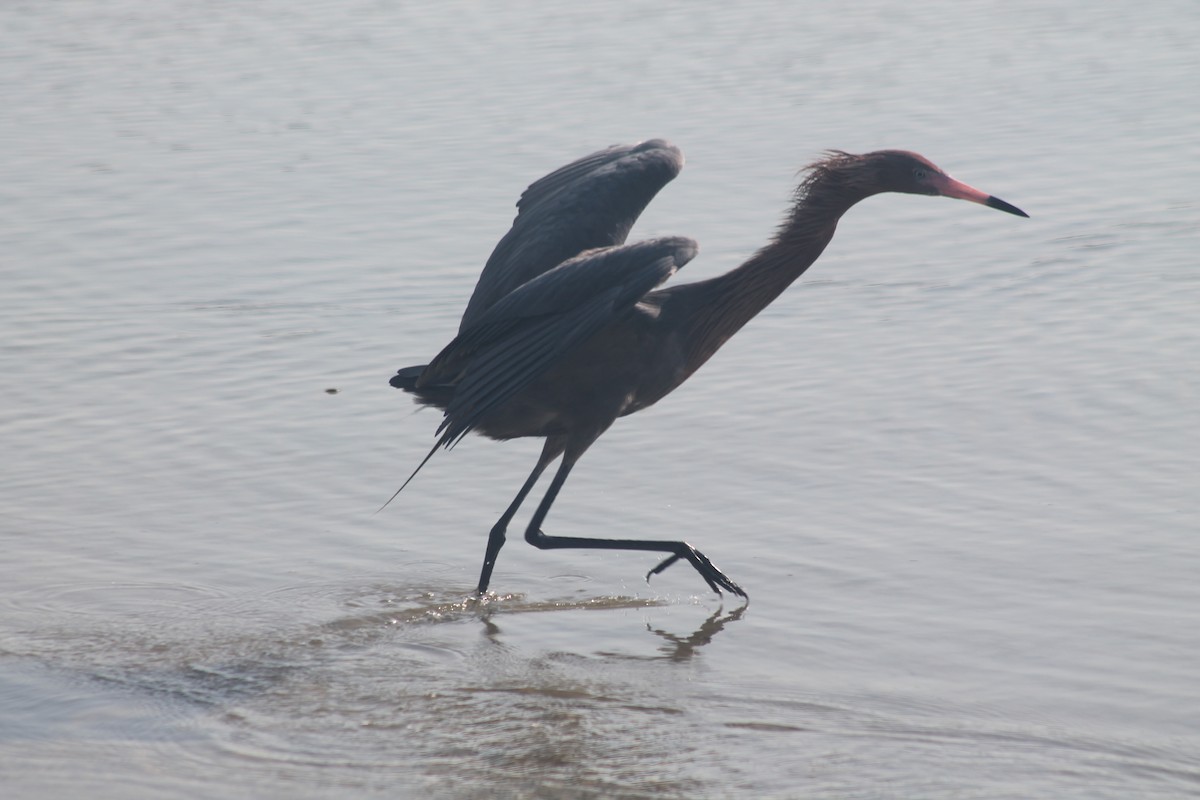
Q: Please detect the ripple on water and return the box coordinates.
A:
[4,580,708,796]
[4,581,231,618]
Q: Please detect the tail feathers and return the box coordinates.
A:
[390,364,426,390]
[392,363,457,412]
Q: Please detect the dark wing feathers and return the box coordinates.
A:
[415,318,522,389]
[514,139,677,216]
[381,295,617,509]
[470,236,693,327]
[458,139,684,332]
[437,290,620,447]
[514,143,639,214]
[424,236,697,447]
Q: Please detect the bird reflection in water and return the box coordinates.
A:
[470,596,746,661]
[647,605,747,662]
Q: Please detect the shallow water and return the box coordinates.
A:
[3,1,1199,798]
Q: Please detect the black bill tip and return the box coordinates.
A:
[986,195,1030,218]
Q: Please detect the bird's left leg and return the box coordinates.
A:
[475,436,565,595]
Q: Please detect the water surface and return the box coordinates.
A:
[2,2,1198,798]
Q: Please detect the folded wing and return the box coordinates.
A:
[418,236,698,447]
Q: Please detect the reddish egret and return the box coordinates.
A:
[388,140,1027,599]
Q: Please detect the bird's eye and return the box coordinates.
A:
[913,168,928,180]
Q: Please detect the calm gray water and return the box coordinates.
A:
[2,2,1198,798]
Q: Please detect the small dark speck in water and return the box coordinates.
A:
[325,388,339,394]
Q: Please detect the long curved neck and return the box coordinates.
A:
[676,172,876,374]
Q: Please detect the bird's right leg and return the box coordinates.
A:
[475,437,565,595]
[521,451,748,599]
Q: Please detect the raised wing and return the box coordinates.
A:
[422,236,698,447]
[458,139,684,332]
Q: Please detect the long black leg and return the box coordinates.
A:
[522,454,747,599]
[476,437,564,595]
